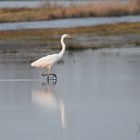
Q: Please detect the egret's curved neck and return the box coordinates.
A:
[59,36,66,57]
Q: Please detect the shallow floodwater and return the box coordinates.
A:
[0,48,140,140]
[0,1,128,8]
[0,1,94,8]
[0,15,139,31]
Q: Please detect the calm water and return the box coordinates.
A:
[0,48,140,140]
[0,1,128,8]
[0,1,93,8]
[0,15,140,31]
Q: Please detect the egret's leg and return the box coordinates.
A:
[48,66,51,75]
[42,69,47,76]
[47,66,51,83]
[52,74,57,80]
[52,74,57,84]
[41,68,48,84]
[48,73,57,84]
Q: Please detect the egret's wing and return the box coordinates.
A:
[31,54,58,68]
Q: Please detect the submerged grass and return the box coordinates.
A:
[0,1,139,22]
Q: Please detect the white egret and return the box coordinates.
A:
[31,34,71,83]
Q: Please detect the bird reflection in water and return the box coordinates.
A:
[136,120,140,136]
[32,84,66,129]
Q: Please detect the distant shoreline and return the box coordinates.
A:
[0,1,139,23]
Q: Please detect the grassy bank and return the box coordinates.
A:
[0,1,139,23]
[0,22,139,51]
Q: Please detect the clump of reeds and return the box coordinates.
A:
[62,1,140,17]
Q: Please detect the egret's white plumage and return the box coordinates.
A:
[31,34,71,75]
[31,54,59,68]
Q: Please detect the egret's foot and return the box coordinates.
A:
[48,74,57,84]
[41,73,57,84]
[41,73,48,76]
[49,74,57,84]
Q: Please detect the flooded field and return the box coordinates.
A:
[0,48,140,140]
[0,1,129,8]
[0,1,95,8]
[0,15,139,31]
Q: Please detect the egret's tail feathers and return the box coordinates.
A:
[31,61,39,67]
[31,62,35,67]
[31,59,47,68]
[31,56,50,68]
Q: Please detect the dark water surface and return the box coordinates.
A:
[0,48,140,140]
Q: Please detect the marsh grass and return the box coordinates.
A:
[135,41,140,46]
[66,42,89,50]
[0,1,139,22]
[0,22,139,51]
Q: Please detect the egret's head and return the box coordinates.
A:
[62,34,71,38]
